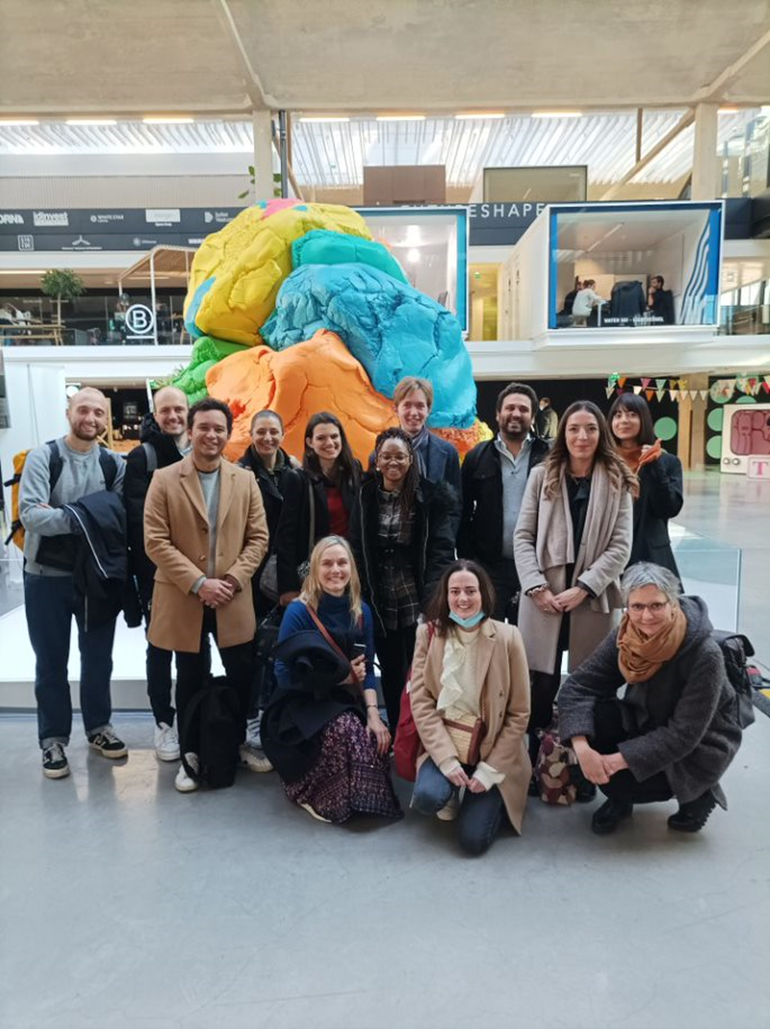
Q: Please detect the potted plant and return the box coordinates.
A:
[40,269,86,329]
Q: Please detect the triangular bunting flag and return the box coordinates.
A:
[669,389,677,401]
[656,389,666,402]
[618,376,627,388]
[605,386,614,399]
[656,378,667,390]
[764,375,770,387]
[699,390,708,401]
[633,385,643,395]
[645,389,655,401]
[616,387,624,396]
[641,377,652,389]
[763,382,770,394]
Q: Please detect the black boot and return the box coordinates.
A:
[591,798,633,835]
[571,766,597,804]
[667,790,717,833]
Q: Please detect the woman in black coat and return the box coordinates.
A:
[349,427,457,732]
[558,562,742,836]
[275,412,361,606]
[609,393,683,578]
[237,409,299,616]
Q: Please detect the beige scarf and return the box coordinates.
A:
[617,605,687,683]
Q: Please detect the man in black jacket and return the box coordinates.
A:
[458,382,549,621]
[124,386,190,761]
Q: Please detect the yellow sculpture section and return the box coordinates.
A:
[206,330,399,463]
[184,203,372,347]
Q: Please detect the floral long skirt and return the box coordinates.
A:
[284,712,403,824]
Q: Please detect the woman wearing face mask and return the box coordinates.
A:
[558,563,741,835]
[275,412,361,607]
[514,401,636,776]
[409,560,531,855]
[260,537,401,824]
[237,410,300,767]
[350,427,457,734]
[608,393,683,580]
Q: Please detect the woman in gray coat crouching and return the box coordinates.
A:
[558,562,742,835]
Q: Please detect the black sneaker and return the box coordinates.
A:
[87,728,127,759]
[668,790,717,833]
[591,798,633,835]
[42,743,70,779]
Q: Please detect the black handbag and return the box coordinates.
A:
[255,606,284,667]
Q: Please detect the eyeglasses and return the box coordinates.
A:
[627,601,670,615]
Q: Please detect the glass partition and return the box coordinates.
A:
[671,524,741,631]
[547,202,723,330]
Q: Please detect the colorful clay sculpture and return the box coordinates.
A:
[205,330,398,463]
[175,199,483,461]
[183,201,371,346]
[261,263,475,428]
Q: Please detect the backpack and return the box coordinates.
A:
[180,676,242,789]
[712,630,756,730]
[3,440,118,551]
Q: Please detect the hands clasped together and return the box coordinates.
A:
[572,736,629,785]
[531,584,588,615]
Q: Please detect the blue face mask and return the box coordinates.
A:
[449,610,485,629]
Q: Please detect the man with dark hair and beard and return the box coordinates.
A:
[458,382,550,621]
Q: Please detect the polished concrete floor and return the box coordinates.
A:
[0,709,768,1029]
[1,467,769,1027]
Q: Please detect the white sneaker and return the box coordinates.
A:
[245,715,262,749]
[154,722,180,762]
[436,794,460,821]
[239,742,273,774]
[299,802,331,823]
[174,753,200,793]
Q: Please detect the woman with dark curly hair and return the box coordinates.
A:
[350,426,457,732]
[514,400,636,770]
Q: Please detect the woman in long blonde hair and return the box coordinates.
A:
[260,536,402,824]
[514,401,636,789]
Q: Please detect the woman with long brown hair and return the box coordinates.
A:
[514,400,636,778]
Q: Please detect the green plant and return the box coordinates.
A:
[238,167,283,200]
[40,269,86,326]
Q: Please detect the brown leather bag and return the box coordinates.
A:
[442,712,485,766]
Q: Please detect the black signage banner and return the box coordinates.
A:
[468,202,547,246]
[0,208,244,251]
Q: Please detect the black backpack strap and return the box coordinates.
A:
[179,688,210,780]
[142,441,158,476]
[97,446,120,490]
[46,440,64,492]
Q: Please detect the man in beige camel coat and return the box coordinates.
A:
[144,398,268,792]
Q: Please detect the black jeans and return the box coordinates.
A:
[527,649,564,766]
[480,558,520,623]
[25,572,116,746]
[138,577,175,728]
[175,609,254,756]
[412,759,506,856]
[374,623,417,732]
[591,700,673,804]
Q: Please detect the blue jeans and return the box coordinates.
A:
[24,573,116,747]
[412,758,506,856]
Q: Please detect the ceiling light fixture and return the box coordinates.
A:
[718,106,739,113]
[455,112,506,120]
[531,110,583,119]
[143,116,195,124]
[407,248,421,264]
[65,118,118,125]
[0,118,40,125]
[299,116,351,123]
[376,114,426,122]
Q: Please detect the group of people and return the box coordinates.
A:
[560,274,675,327]
[18,374,742,854]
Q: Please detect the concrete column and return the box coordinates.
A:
[691,103,719,200]
[688,372,710,470]
[251,109,274,202]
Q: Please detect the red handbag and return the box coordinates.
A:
[393,623,435,781]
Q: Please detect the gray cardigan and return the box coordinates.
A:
[558,596,742,807]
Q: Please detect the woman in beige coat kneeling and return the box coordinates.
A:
[410,560,532,855]
[514,400,636,781]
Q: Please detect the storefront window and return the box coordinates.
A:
[548,202,723,330]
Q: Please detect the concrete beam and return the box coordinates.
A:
[600,109,695,201]
[210,0,276,109]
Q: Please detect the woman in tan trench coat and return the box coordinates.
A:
[513,400,636,774]
[410,560,531,855]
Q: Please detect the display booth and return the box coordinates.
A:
[719,403,770,474]
[499,201,724,343]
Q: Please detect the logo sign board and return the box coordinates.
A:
[125,304,156,339]
[747,457,770,480]
[468,202,547,246]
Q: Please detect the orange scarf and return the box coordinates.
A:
[617,605,687,683]
[617,438,663,475]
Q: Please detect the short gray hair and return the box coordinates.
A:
[621,562,681,606]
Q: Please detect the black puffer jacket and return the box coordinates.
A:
[124,414,185,586]
[558,595,742,807]
[349,473,458,635]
